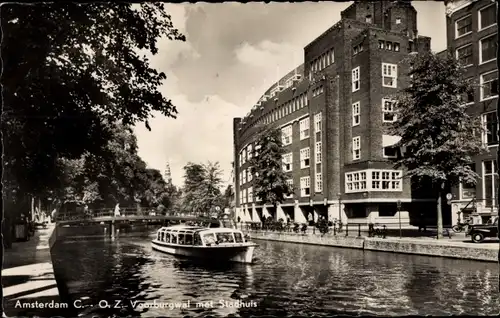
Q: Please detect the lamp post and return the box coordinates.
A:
[337,193,342,223]
[397,200,402,239]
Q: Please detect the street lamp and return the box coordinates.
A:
[397,200,402,239]
[337,193,342,223]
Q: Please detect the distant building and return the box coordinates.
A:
[446,0,498,224]
[233,0,440,225]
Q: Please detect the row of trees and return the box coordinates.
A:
[2,3,185,247]
[246,52,490,239]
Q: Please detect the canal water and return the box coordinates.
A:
[51,226,500,317]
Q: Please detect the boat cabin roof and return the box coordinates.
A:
[157,225,242,235]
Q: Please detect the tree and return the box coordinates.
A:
[181,163,206,215]
[223,185,235,209]
[248,128,293,210]
[389,52,486,239]
[199,162,224,215]
[1,3,185,246]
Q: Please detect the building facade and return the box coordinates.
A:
[233,0,438,226]
[446,0,498,225]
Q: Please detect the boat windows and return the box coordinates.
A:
[178,234,185,245]
[234,232,244,243]
[194,233,202,246]
[171,234,177,244]
[203,233,216,246]
[216,233,235,244]
[157,232,162,241]
[165,233,171,243]
[184,234,193,245]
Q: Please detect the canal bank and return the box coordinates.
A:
[249,231,499,263]
[2,223,67,317]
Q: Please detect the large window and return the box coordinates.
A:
[242,169,247,184]
[382,98,396,122]
[299,117,310,140]
[482,111,499,146]
[382,63,398,88]
[352,136,361,160]
[483,160,499,207]
[480,70,498,101]
[479,34,497,64]
[281,125,293,145]
[314,112,322,132]
[352,101,360,126]
[300,176,311,197]
[282,152,293,172]
[460,163,476,200]
[300,148,310,169]
[248,187,253,203]
[352,67,360,92]
[346,169,403,193]
[479,4,497,31]
[247,144,253,160]
[456,44,473,66]
[315,142,322,164]
[455,15,472,38]
[315,173,323,193]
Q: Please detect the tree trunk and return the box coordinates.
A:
[436,182,444,240]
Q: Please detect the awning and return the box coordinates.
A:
[276,205,287,221]
[382,135,402,148]
[252,206,261,223]
[294,206,308,224]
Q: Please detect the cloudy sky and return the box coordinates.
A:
[133,2,447,187]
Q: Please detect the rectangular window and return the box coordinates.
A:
[383,146,398,159]
[248,187,253,203]
[479,4,497,30]
[300,117,310,140]
[483,160,499,207]
[247,144,253,160]
[382,63,398,88]
[300,176,311,197]
[352,67,360,92]
[382,98,396,122]
[239,152,243,167]
[345,171,367,193]
[394,42,400,52]
[353,45,359,55]
[239,190,243,204]
[315,173,323,193]
[242,169,247,184]
[329,50,334,64]
[314,112,322,132]
[248,170,253,182]
[456,15,472,38]
[482,111,499,146]
[456,44,473,66]
[281,125,293,146]
[386,42,392,50]
[352,136,361,160]
[315,142,322,164]
[378,40,385,49]
[479,34,497,64]
[285,179,294,199]
[300,148,310,168]
[463,78,475,104]
[239,172,243,186]
[242,189,247,204]
[242,148,247,163]
[480,70,498,101]
[352,102,360,126]
[282,152,293,172]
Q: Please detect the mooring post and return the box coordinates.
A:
[110,220,115,239]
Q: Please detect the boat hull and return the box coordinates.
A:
[151,240,257,264]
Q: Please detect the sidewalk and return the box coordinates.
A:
[2,223,65,317]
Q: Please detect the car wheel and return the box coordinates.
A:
[471,232,484,243]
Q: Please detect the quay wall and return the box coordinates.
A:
[249,231,498,263]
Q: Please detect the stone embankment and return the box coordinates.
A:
[249,231,498,263]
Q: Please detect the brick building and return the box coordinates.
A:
[233,0,439,226]
[445,0,498,225]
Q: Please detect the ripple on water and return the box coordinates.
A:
[51,233,500,317]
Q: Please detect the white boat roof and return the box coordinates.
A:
[157,225,243,235]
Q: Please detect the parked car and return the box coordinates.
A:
[466,217,498,243]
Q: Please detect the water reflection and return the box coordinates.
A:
[51,228,500,317]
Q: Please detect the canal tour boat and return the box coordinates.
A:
[151,223,258,264]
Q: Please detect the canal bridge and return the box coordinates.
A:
[55,208,220,237]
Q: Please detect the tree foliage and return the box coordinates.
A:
[249,128,293,206]
[390,52,486,185]
[181,162,224,215]
[389,51,486,238]
[1,2,185,209]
